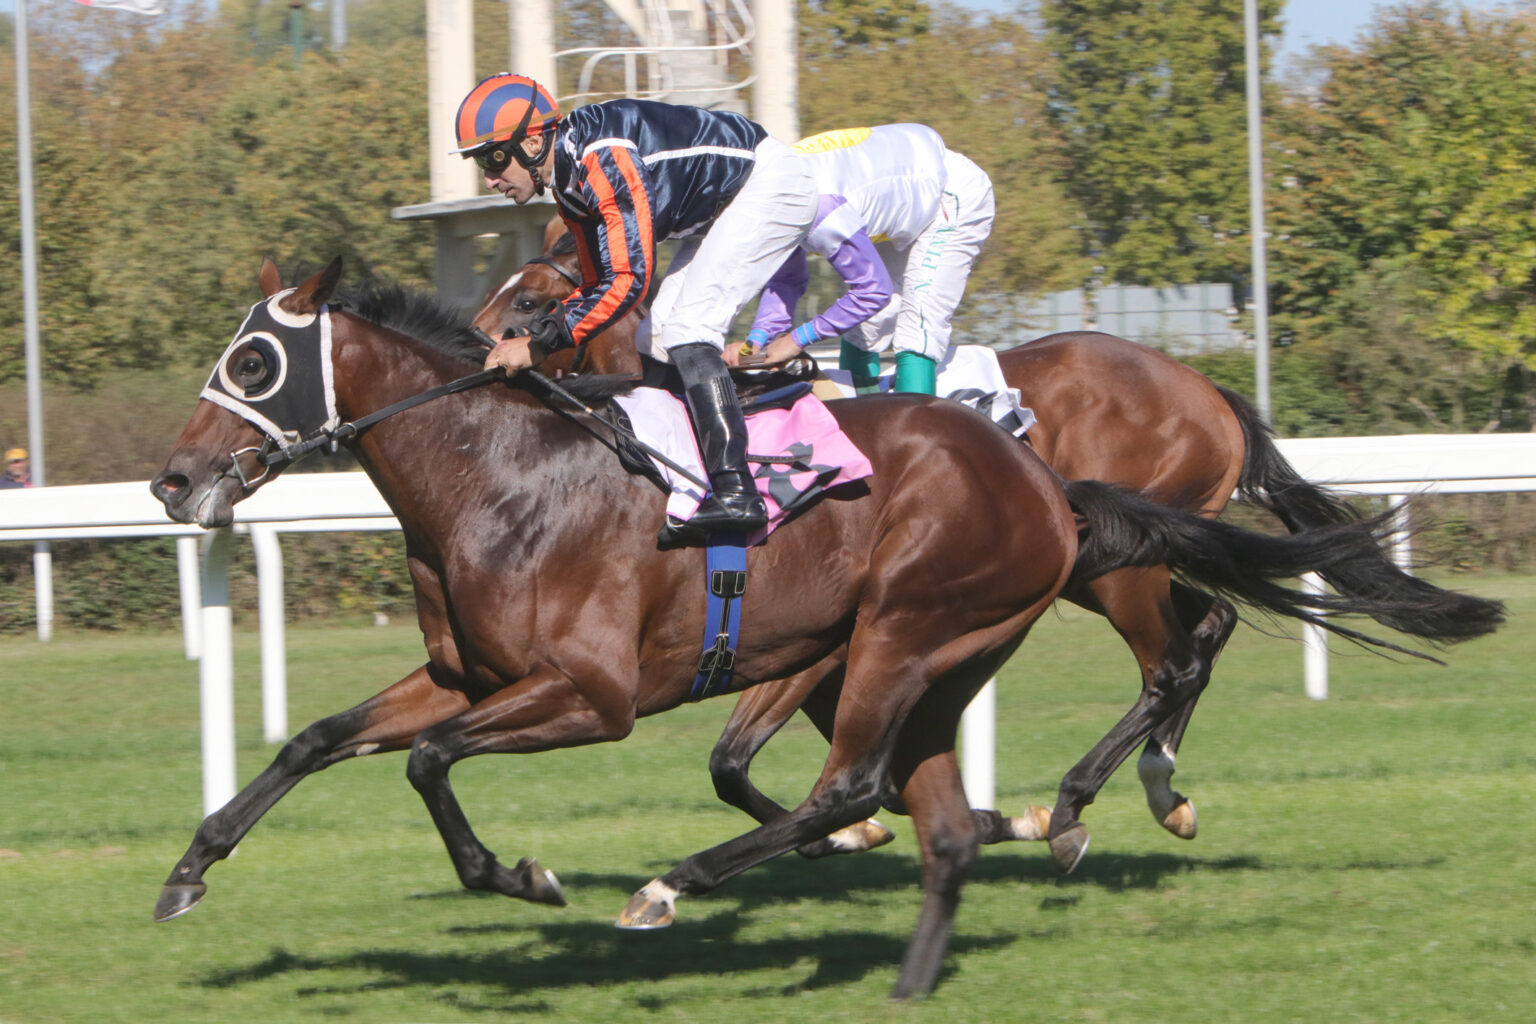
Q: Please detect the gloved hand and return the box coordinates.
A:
[526,302,575,362]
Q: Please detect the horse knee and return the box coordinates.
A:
[708,746,751,806]
[405,736,453,791]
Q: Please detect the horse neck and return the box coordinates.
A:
[326,315,544,539]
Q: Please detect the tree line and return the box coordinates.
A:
[1,0,1532,443]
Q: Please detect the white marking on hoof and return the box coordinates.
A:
[1161,799,1198,840]
[1006,805,1054,841]
[616,879,679,930]
[825,819,896,852]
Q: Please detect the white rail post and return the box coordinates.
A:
[250,524,288,744]
[961,679,997,810]
[176,535,202,660]
[32,541,52,641]
[1389,493,1412,574]
[198,528,238,817]
[1302,571,1328,700]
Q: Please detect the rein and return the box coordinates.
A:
[259,368,502,467]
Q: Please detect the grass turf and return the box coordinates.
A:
[0,573,1531,1022]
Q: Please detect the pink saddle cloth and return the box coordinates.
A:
[611,387,874,541]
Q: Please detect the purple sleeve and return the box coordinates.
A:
[804,230,893,341]
[748,249,809,343]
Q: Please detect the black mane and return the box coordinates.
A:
[331,280,491,367]
[330,276,638,404]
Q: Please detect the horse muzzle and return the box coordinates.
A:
[151,461,245,529]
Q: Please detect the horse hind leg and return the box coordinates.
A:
[618,625,949,931]
[1138,586,1238,840]
[154,664,470,922]
[887,696,982,1000]
[1045,568,1208,873]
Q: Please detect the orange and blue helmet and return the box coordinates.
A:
[452,73,560,157]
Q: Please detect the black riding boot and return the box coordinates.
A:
[672,343,768,533]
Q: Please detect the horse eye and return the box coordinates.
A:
[514,298,537,313]
[239,355,264,377]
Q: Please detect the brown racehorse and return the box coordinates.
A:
[147,260,1488,998]
[476,237,1508,872]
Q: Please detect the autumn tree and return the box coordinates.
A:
[1041,0,1282,288]
[1268,2,1536,431]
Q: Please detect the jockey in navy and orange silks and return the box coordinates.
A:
[454,73,818,534]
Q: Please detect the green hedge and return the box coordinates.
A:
[0,532,416,635]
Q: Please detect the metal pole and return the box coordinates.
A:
[1244,0,1272,424]
[15,0,53,642]
[289,1,304,68]
[330,0,347,51]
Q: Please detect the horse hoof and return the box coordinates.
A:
[1005,805,1053,841]
[1049,824,1090,875]
[153,882,207,922]
[1161,799,1198,840]
[514,857,567,907]
[615,880,677,930]
[825,818,897,853]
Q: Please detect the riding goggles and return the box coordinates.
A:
[473,143,518,176]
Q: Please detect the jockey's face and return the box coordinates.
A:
[483,137,553,204]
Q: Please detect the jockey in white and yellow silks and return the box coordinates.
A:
[741,124,996,395]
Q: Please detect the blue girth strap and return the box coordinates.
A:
[689,535,749,701]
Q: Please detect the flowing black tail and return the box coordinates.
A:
[1213,385,1505,642]
[1065,478,1505,660]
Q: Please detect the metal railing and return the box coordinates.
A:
[555,0,756,106]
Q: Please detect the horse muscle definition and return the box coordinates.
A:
[478,231,1507,872]
[150,260,1500,998]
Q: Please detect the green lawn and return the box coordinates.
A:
[0,574,1531,1023]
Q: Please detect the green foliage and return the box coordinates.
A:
[1270,3,1536,383]
[0,530,417,635]
[1041,0,1282,288]
[799,6,1090,296]
[800,0,930,49]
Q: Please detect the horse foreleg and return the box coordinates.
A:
[404,666,631,907]
[1137,587,1239,840]
[154,664,470,922]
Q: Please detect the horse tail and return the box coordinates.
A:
[1211,384,1504,641]
[1063,479,1504,659]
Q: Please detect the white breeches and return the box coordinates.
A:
[845,150,995,362]
[644,137,819,357]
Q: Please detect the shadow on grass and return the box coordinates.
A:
[196,906,1014,1008]
[193,844,1434,1007]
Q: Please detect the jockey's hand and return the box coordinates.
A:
[761,334,803,366]
[723,341,754,367]
[485,333,536,374]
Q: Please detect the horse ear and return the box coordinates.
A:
[258,258,283,298]
[542,215,570,255]
[279,256,343,315]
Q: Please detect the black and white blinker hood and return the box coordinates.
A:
[200,290,339,458]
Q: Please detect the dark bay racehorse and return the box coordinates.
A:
[150,259,1495,998]
[476,238,1507,871]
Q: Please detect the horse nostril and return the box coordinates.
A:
[151,472,190,504]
